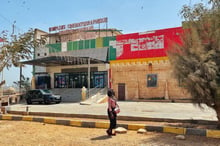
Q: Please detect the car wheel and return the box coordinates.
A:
[56,101,61,104]
[27,99,32,105]
[44,99,51,104]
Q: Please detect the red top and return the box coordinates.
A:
[108,97,118,112]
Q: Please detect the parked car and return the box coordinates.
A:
[25,89,62,104]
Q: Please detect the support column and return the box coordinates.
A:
[88,57,90,98]
[20,65,22,93]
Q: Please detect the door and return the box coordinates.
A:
[118,83,125,101]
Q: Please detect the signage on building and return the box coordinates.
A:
[49,17,108,32]
[115,27,183,60]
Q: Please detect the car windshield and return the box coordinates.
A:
[42,89,52,94]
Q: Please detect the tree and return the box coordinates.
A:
[13,75,31,93]
[0,29,46,72]
[168,0,220,126]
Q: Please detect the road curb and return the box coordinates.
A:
[7,110,218,125]
[0,114,220,139]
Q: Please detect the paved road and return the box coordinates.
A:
[7,102,218,121]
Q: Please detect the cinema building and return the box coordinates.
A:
[23,18,191,102]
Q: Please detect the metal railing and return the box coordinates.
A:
[86,84,107,99]
[85,85,107,104]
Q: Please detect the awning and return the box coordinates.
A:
[22,48,108,66]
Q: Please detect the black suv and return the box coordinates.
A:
[25,89,62,104]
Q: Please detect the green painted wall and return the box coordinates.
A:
[47,36,117,60]
[91,39,96,48]
[67,42,73,51]
[109,46,116,60]
[47,43,61,53]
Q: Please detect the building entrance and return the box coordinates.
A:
[54,71,107,88]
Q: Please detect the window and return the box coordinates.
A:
[54,71,108,88]
[54,73,69,88]
[147,74,157,87]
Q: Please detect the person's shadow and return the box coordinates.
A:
[91,135,112,140]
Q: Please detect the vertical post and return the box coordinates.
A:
[99,23,100,38]
[106,21,108,37]
[20,65,22,93]
[107,64,110,88]
[88,57,90,98]
[33,29,36,78]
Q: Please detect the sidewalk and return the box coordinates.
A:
[1,101,220,139]
[6,101,218,123]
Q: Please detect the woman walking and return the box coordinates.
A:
[106,89,119,136]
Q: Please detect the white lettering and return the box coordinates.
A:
[49,17,108,32]
[146,35,164,50]
[130,39,138,51]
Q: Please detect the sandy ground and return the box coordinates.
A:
[0,120,220,146]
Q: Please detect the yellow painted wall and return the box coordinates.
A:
[110,57,191,100]
[96,37,103,48]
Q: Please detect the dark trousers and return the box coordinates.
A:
[107,108,117,130]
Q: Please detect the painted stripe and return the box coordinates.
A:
[22,116,33,121]
[207,130,220,138]
[117,123,128,129]
[33,117,44,123]
[110,57,168,65]
[186,128,206,136]
[70,120,82,127]
[3,115,220,139]
[82,121,95,128]
[163,127,186,135]
[1,115,12,120]
[95,122,109,129]
[146,126,163,132]
[56,119,70,126]
[12,116,22,121]
[43,118,56,124]
[128,124,146,130]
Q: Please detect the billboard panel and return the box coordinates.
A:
[115,27,183,60]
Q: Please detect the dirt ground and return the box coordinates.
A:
[0,120,220,146]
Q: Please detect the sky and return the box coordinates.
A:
[0,0,205,86]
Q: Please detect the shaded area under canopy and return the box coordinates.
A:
[21,48,108,66]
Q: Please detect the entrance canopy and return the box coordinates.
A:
[22,48,108,67]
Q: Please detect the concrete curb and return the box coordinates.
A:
[7,110,218,125]
[0,114,220,139]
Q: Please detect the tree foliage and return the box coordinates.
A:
[168,0,220,107]
[0,29,46,72]
[13,75,31,92]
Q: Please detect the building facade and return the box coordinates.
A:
[109,27,191,100]
[24,18,122,94]
[32,29,121,90]
[23,18,191,101]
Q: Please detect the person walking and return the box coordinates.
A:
[106,89,120,136]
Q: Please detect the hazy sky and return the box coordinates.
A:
[0,0,205,86]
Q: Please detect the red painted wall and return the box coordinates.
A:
[116,27,183,60]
